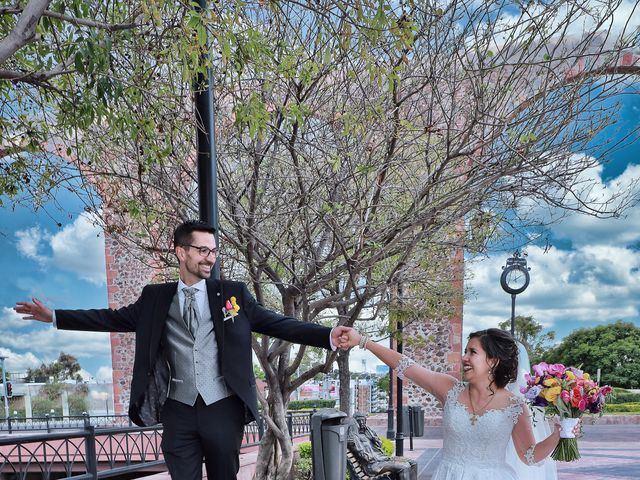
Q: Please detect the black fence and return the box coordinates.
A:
[0,411,315,479]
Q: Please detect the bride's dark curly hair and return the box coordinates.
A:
[468,328,518,390]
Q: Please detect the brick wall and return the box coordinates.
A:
[104,230,157,415]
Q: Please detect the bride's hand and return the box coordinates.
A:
[342,329,363,349]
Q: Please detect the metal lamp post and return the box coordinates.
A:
[193,0,220,280]
[500,251,531,335]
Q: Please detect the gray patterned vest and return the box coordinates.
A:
[164,292,231,406]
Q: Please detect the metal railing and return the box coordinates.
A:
[0,425,164,479]
[0,414,133,433]
[0,411,314,478]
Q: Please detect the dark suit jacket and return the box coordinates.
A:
[56,279,332,426]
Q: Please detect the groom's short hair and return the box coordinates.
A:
[173,220,216,247]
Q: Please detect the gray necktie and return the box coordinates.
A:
[182,287,200,337]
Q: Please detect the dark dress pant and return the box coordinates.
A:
[161,395,246,480]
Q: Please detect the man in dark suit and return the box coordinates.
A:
[15,219,351,480]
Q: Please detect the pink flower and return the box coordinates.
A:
[547,363,566,377]
[533,362,549,377]
[225,300,233,311]
[578,398,587,411]
[561,390,570,402]
[524,373,535,386]
[520,386,528,394]
[599,385,613,396]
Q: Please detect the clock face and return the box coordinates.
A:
[500,265,530,294]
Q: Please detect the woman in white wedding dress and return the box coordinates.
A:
[505,342,558,479]
[341,328,576,480]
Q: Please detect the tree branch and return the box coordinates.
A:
[0,6,138,33]
[0,0,52,65]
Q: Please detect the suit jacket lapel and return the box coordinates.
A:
[149,282,177,365]
[207,279,224,352]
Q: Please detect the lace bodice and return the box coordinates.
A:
[440,381,524,469]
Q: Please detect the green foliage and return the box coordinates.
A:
[68,394,89,415]
[609,390,640,404]
[545,321,640,389]
[498,316,555,365]
[297,441,312,459]
[31,397,62,417]
[253,363,266,381]
[380,436,395,456]
[292,457,312,480]
[25,352,83,383]
[40,383,64,401]
[605,403,640,413]
[288,399,336,410]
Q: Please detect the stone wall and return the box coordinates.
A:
[403,247,464,416]
[104,231,157,415]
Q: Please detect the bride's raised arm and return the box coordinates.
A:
[342,329,457,404]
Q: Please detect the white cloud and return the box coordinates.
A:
[15,226,48,264]
[0,306,34,329]
[0,316,112,366]
[49,214,106,285]
[464,244,640,339]
[0,347,42,372]
[95,365,113,383]
[14,213,106,286]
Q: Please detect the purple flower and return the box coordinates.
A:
[524,373,535,386]
[568,367,583,378]
[532,396,548,408]
[525,385,542,401]
[533,362,549,377]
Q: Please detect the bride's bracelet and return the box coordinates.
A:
[525,444,542,466]
[395,354,416,380]
[358,334,370,349]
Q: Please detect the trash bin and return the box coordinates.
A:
[311,409,348,480]
[401,406,425,437]
[411,405,425,437]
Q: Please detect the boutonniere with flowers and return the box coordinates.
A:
[222,296,240,322]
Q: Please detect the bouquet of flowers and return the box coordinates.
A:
[521,362,613,462]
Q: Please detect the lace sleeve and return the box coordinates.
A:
[507,395,526,425]
[395,354,416,380]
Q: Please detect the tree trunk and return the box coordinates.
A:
[337,349,351,416]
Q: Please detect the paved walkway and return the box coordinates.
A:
[389,422,640,480]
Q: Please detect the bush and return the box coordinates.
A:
[68,394,89,415]
[288,399,336,410]
[380,437,395,456]
[31,397,62,417]
[293,457,312,480]
[606,403,640,413]
[609,390,640,404]
[297,441,312,459]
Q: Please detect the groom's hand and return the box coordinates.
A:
[331,326,353,350]
[14,298,53,323]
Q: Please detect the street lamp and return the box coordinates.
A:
[0,356,8,419]
[500,250,531,336]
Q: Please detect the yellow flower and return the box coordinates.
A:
[230,296,240,313]
[565,371,576,381]
[583,373,590,380]
[541,386,562,402]
[543,378,560,387]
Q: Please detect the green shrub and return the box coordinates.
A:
[68,394,89,415]
[380,437,395,456]
[293,457,312,480]
[31,397,62,417]
[606,403,640,413]
[288,399,336,410]
[297,441,312,459]
[609,390,640,404]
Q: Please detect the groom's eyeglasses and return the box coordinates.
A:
[182,244,218,258]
